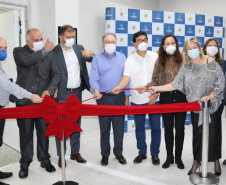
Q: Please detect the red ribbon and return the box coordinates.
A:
[0,94,202,141]
[42,94,82,140]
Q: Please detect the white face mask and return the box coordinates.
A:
[32,41,43,52]
[165,45,176,54]
[206,46,218,57]
[64,38,74,48]
[105,44,116,55]
[138,42,148,51]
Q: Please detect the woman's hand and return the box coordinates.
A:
[136,86,147,94]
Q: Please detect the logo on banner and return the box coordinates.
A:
[215,17,223,27]
[152,11,163,23]
[175,13,185,24]
[168,15,171,20]
[131,12,137,19]
[197,37,204,47]
[132,25,136,30]
[208,19,211,23]
[120,12,123,16]
[106,8,115,20]
[116,21,128,33]
[197,17,203,23]
[164,24,174,34]
[140,23,152,34]
[195,15,205,25]
[152,35,163,47]
[205,26,214,37]
[128,9,140,21]
[144,14,148,18]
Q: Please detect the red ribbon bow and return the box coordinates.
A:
[42,94,82,140]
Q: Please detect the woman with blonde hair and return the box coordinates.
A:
[145,37,224,176]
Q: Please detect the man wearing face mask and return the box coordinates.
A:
[54,25,94,167]
[12,28,60,178]
[0,37,42,185]
[89,32,129,166]
[112,31,161,166]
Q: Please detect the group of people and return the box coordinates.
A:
[0,25,225,185]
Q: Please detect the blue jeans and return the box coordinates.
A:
[131,101,161,156]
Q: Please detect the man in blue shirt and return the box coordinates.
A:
[89,32,128,166]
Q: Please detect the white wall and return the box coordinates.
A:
[0,10,20,150]
[159,0,226,57]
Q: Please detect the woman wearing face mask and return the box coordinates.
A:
[146,37,224,176]
[203,38,226,166]
[203,38,226,114]
[138,34,187,169]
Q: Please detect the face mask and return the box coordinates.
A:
[187,48,200,59]
[0,49,7,61]
[165,45,176,54]
[206,46,218,57]
[32,41,43,52]
[105,44,116,55]
[138,42,148,51]
[64,38,74,48]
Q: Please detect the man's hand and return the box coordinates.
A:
[54,89,58,98]
[30,94,43,103]
[81,50,93,58]
[41,90,50,98]
[45,38,55,52]
[136,86,147,94]
[112,87,121,94]
[148,93,158,105]
[94,88,102,100]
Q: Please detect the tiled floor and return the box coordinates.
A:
[1,119,226,185]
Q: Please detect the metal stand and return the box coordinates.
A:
[53,132,78,185]
[190,101,219,185]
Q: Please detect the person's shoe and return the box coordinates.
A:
[0,181,9,185]
[18,168,28,179]
[188,160,201,175]
[162,157,174,168]
[222,159,226,165]
[214,160,221,176]
[152,156,160,165]
[175,158,185,169]
[0,171,13,179]
[40,162,56,172]
[101,156,108,166]
[70,153,87,163]
[58,157,67,168]
[116,155,127,164]
[133,155,147,163]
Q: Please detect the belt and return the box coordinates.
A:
[66,87,80,92]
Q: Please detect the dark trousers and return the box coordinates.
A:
[0,119,4,147]
[131,101,161,156]
[55,88,82,156]
[160,90,187,159]
[96,92,125,157]
[191,107,222,162]
[0,106,4,147]
[17,101,50,169]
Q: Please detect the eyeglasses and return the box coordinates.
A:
[104,41,116,44]
[137,38,148,43]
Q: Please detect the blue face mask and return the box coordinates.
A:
[187,48,200,59]
[0,49,7,61]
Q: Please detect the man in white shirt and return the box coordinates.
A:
[54,25,94,167]
[112,31,161,165]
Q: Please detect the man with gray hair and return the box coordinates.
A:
[12,28,60,179]
[0,37,42,185]
[89,32,129,166]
